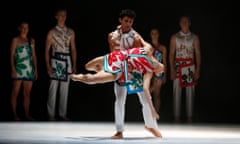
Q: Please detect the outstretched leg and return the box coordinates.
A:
[85,56,104,72]
[70,70,118,84]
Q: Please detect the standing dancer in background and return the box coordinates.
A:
[45,8,77,121]
[169,16,201,123]
[149,28,167,113]
[10,21,38,121]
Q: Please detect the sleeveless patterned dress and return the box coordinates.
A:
[14,41,34,81]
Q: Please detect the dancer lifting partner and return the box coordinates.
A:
[70,42,164,138]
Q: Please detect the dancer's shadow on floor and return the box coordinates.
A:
[65,136,160,141]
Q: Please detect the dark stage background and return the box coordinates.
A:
[0,0,236,123]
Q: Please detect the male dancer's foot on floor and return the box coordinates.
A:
[111,132,123,139]
[144,126,162,138]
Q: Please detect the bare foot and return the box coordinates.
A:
[187,117,192,123]
[70,74,96,84]
[14,115,20,121]
[152,110,160,120]
[174,117,181,123]
[49,117,56,121]
[111,132,123,139]
[59,117,70,121]
[26,115,34,121]
[144,126,162,138]
[70,74,83,81]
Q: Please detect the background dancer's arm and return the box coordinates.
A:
[10,38,17,78]
[169,35,177,80]
[70,30,77,74]
[193,35,201,80]
[31,38,38,80]
[45,30,53,75]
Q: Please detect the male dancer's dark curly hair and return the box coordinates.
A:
[119,9,136,19]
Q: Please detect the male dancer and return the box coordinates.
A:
[71,43,163,138]
[169,16,201,123]
[45,8,77,121]
[108,9,161,139]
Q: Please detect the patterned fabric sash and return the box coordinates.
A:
[50,52,70,81]
[175,58,197,87]
[104,48,154,94]
[104,48,154,88]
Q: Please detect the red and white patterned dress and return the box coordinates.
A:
[104,47,154,85]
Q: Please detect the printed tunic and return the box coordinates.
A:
[50,26,73,81]
[111,28,136,51]
[175,31,197,87]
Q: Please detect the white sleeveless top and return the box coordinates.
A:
[51,25,73,53]
[175,31,196,59]
[111,28,136,50]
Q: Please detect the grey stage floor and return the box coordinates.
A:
[0,122,240,144]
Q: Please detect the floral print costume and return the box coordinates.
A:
[104,47,154,86]
[14,41,34,81]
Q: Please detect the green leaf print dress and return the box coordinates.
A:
[14,41,34,81]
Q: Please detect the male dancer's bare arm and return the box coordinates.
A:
[108,32,116,52]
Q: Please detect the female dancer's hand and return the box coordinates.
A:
[152,110,160,120]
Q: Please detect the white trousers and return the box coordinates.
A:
[114,82,158,132]
[47,76,70,118]
[173,78,195,118]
